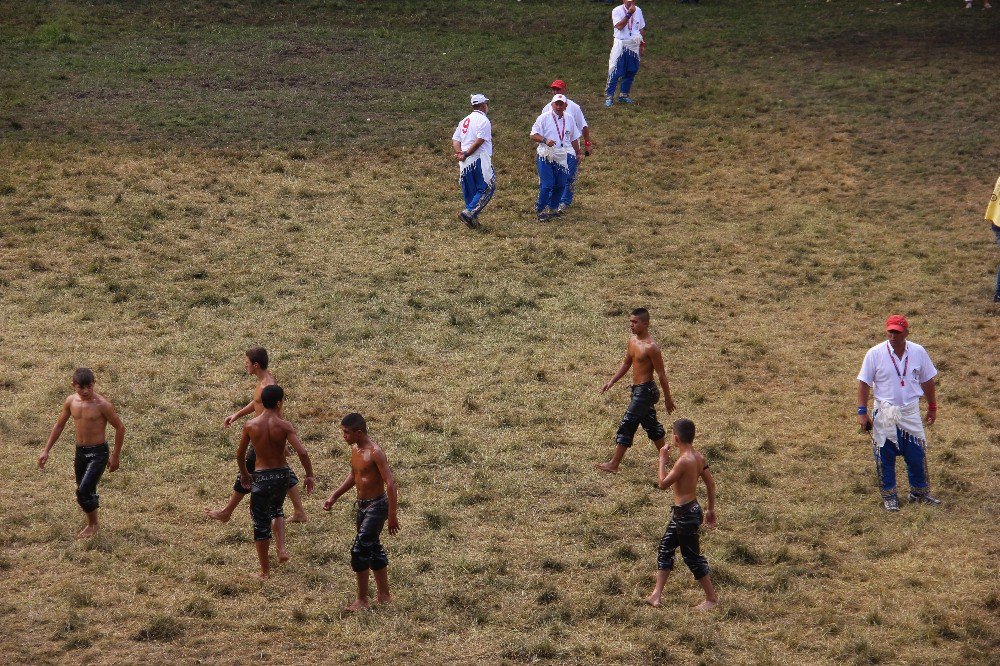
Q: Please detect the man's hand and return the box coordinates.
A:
[659,445,671,462]
[388,513,400,535]
[37,451,49,470]
[639,41,646,57]
[223,413,238,428]
[575,150,582,160]
[454,151,464,161]
[545,139,555,147]
[664,395,676,414]
[704,509,717,529]
[108,453,120,472]
[857,413,872,431]
[600,380,615,394]
[925,408,937,426]
[240,472,251,491]
[323,495,338,511]
[304,476,316,495]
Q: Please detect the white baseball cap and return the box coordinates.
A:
[551,94,568,104]
[470,93,489,105]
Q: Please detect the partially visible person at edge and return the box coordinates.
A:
[542,79,592,213]
[857,315,940,512]
[605,0,646,107]
[986,175,1000,303]
[452,93,495,229]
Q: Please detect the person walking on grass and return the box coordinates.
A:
[205,347,309,526]
[605,0,646,107]
[38,368,126,539]
[323,413,400,612]
[237,385,315,579]
[596,308,676,473]
[986,175,1000,303]
[541,79,592,213]
[452,93,496,229]
[645,419,718,610]
[857,315,940,512]
[530,94,581,222]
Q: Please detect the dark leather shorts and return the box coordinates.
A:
[615,381,666,447]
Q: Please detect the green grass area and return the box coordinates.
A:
[1,1,998,663]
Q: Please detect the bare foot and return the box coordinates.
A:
[257,572,270,580]
[288,512,308,524]
[204,508,232,523]
[643,594,661,608]
[344,599,369,613]
[278,550,291,563]
[595,462,619,474]
[77,524,99,539]
[376,594,393,605]
[693,599,718,611]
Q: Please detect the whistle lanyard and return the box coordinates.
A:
[550,112,565,145]
[886,342,908,387]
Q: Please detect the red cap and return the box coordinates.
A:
[885,315,908,332]
[550,79,566,91]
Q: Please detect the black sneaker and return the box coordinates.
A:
[882,495,900,512]
[537,211,550,222]
[556,203,568,215]
[907,492,941,506]
[458,210,478,228]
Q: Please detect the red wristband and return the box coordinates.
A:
[928,402,937,410]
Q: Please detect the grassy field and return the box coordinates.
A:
[1,0,998,663]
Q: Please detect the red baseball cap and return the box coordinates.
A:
[885,315,908,332]
[550,79,566,91]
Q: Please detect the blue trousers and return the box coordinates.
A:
[560,154,579,206]
[606,48,640,98]
[460,159,495,218]
[873,429,930,498]
[536,157,568,212]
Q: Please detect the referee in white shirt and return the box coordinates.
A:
[451,93,495,229]
[530,95,581,222]
[856,315,941,512]
[606,0,646,106]
[542,80,591,212]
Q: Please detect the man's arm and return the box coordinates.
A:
[658,447,682,490]
[530,132,554,147]
[373,448,400,535]
[649,345,676,414]
[224,401,255,428]
[236,426,252,490]
[452,139,464,161]
[39,398,72,469]
[101,400,126,472]
[702,466,716,527]
[323,472,356,510]
[920,379,937,425]
[857,380,872,430]
[600,349,633,393]
[614,5,634,30]
[582,125,593,155]
[460,137,485,161]
[571,138,581,159]
[286,428,315,494]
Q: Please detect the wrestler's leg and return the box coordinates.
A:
[205,490,245,522]
[373,567,392,604]
[76,449,106,538]
[287,484,307,523]
[346,570,371,612]
[255,539,271,579]
[646,518,678,607]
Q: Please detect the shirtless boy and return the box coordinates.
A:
[323,413,399,612]
[596,308,676,473]
[38,368,126,538]
[644,419,718,610]
[205,347,308,524]
[237,385,315,579]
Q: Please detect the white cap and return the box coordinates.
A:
[551,94,568,105]
[471,93,489,105]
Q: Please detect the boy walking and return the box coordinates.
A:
[237,385,315,579]
[644,419,718,610]
[323,413,400,612]
[38,368,126,538]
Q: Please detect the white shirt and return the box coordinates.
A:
[531,110,578,158]
[858,340,937,407]
[452,110,493,158]
[612,4,645,41]
[542,99,587,141]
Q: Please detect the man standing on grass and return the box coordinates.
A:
[237,385,315,579]
[857,315,940,512]
[987,175,1000,303]
[452,93,495,229]
[605,0,646,107]
[323,413,399,612]
[541,80,592,213]
[596,308,676,473]
[530,94,581,222]
[38,368,126,538]
[205,347,309,528]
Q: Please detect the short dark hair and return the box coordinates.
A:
[261,384,283,409]
[630,307,650,323]
[246,347,269,370]
[72,368,95,387]
[341,413,367,433]
[672,418,695,444]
